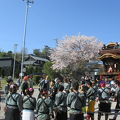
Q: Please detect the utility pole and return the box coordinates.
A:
[12,44,18,80]
[21,0,34,79]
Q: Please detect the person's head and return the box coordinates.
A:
[57,75,63,83]
[41,90,48,97]
[9,84,17,93]
[81,81,85,85]
[64,78,68,83]
[100,82,106,88]
[7,78,13,85]
[43,74,46,79]
[26,88,34,96]
[91,80,96,86]
[87,81,92,88]
[50,80,55,87]
[23,76,29,81]
[72,81,79,91]
[58,85,64,92]
[14,83,19,90]
[45,75,49,80]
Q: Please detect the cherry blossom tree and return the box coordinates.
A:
[50,34,103,70]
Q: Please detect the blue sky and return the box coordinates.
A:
[0,0,120,53]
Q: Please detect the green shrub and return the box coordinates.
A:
[32,75,41,84]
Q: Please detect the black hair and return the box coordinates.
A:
[26,88,34,96]
[58,85,64,91]
[9,84,17,93]
[72,81,79,91]
[51,80,55,84]
[87,81,92,87]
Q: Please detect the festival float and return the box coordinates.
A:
[99,42,120,80]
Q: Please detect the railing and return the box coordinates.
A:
[99,48,120,55]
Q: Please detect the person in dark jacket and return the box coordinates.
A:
[4,84,23,120]
[21,76,29,96]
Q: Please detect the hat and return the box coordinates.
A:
[41,90,48,95]
[23,76,29,81]
[28,88,34,93]
[100,83,106,87]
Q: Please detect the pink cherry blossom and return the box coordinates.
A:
[50,34,103,70]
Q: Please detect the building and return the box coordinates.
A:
[0,55,49,77]
[23,55,49,75]
[23,54,49,66]
[0,57,21,77]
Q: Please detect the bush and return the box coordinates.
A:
[43,61,59,80]
[32,75,41,85]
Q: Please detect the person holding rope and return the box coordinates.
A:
[21,76,29,96]
[49,80,57,103]
[97,82,111,120]
[86,81,97,120]
[4,84,23,120]
[110,81,120,120]
[67,81,86,120]
[54,85,67,120]
[36,90,53,120]
[22,88,36,120]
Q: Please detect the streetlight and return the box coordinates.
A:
[21,0,34,78]
[12,44,18,80]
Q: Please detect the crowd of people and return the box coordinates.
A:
[3,75,120,120]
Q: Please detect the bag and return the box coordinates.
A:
[86,100,95,113]
[82,106,88,113]
[99,102,111,112]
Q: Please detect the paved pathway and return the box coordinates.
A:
[1,87,120,120]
